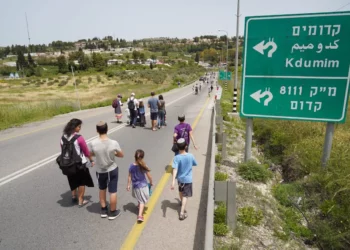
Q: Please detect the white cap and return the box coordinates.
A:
[177,138,186,144]
[131,93,135,96]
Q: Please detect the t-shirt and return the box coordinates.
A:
[127,97,139,111]
[172,153,198,183]
[174,123,192,145]
[129,164,148,189]
[89,138,121,173]
[148,97,159,113]
[158,100,165,111]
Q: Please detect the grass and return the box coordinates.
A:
[0,65,204,130]
[237,160,272,183]
[215,172,228,181]
[238,206,263,226]
[214,202,229,236]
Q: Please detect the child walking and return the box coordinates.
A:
[127,149,153,222]
[171,138,198,220]
[138,100,146,127]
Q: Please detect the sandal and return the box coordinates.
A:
[78,200,89,207]
[72,196,78,203]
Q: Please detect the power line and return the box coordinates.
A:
[336,2,350,11]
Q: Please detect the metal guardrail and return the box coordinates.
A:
[204,103,216,250]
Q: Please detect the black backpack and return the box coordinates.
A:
[128,98,135,110]
[56,134,82,176]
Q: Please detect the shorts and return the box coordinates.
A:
[178,182,193,197]
[96,167,119,193]
[150,112,158,121]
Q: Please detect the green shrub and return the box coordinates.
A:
[238,206,263,226]
[58,80,68,87]
[54,79,59,83]
[217,144,222,151]
[281,207,312,239]
[272,183,303,207]
[237,160,272,183]
[214,223,229,236]
[215,172,228,181]
[47,81,55,86]
[48,77,53,81]
[75,78,82,85]
[88,76,92,83]
[215,154,222,164]
[214,202,226,224]
[97,75,102,82]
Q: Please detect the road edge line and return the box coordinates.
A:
[120,96,210,250]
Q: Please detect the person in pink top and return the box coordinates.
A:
[60,119,94,207]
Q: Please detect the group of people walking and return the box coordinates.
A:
[113,92,166,131]
[57,111,198,222]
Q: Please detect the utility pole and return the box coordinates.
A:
[25,13,31,51]
[218,30,229,91]
[71,66,81,110]
[233,0,241,113]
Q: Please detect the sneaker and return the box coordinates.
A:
[132,125,135,128]
[137,216,144,222]
[100,206,108,218]
[108,209,121,220]
[179,213,188,221]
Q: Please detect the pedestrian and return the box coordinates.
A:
[138,100,146,127]
[89,121,124,220]
[112,94,123,123]
[172,114,197,155]
[171,138,198,220]
[127,149,153,223]
[148,91,160,131]
[59,118,94,207]
[157,94,166,129]
[127,93,139,128]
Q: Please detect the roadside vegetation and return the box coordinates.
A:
[0,61,204,130]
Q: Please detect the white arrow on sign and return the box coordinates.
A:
[253,38,278,58]
[250,89,273,106]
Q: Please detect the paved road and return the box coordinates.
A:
[0,80,210,250]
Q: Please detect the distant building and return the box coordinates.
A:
[3,62,16,67]
[75,42,86,50]
[107,59,124,66]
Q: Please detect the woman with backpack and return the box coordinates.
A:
[112,94,123,123]
[60,119,94,207]
[172,114,198,156]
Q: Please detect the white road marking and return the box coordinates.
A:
[0,91,193,187]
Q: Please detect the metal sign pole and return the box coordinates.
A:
[244,118,253,162]
[321,122,335,167]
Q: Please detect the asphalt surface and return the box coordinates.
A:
[0,79,213,250]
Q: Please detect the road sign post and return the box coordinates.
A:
[240,11,350,164]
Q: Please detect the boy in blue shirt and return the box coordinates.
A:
[171,138,198,220]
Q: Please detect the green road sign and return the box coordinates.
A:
[219,71,232,80]
[240,11,350,123]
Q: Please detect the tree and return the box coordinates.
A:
[92,52,106,71]
[150,62,153,70]
[139,53,145,62]
[193,37,200,43]
[151,54,157,60]
[132,50,140,60]
[195,52,200,63]
[162,51,168,56]
[16,51,27,71]
[28,53,36,67]
[57,55,68,73]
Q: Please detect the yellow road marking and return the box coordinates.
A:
[120,97,210,250]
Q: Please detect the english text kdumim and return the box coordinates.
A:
[285,58,340,68]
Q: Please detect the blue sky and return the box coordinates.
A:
[0,0,349,46]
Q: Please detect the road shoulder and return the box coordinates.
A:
[134,98,214,250]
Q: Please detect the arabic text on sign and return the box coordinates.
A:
[290,101,322,112]
[292,25,341,37]
[291,40,340,54]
